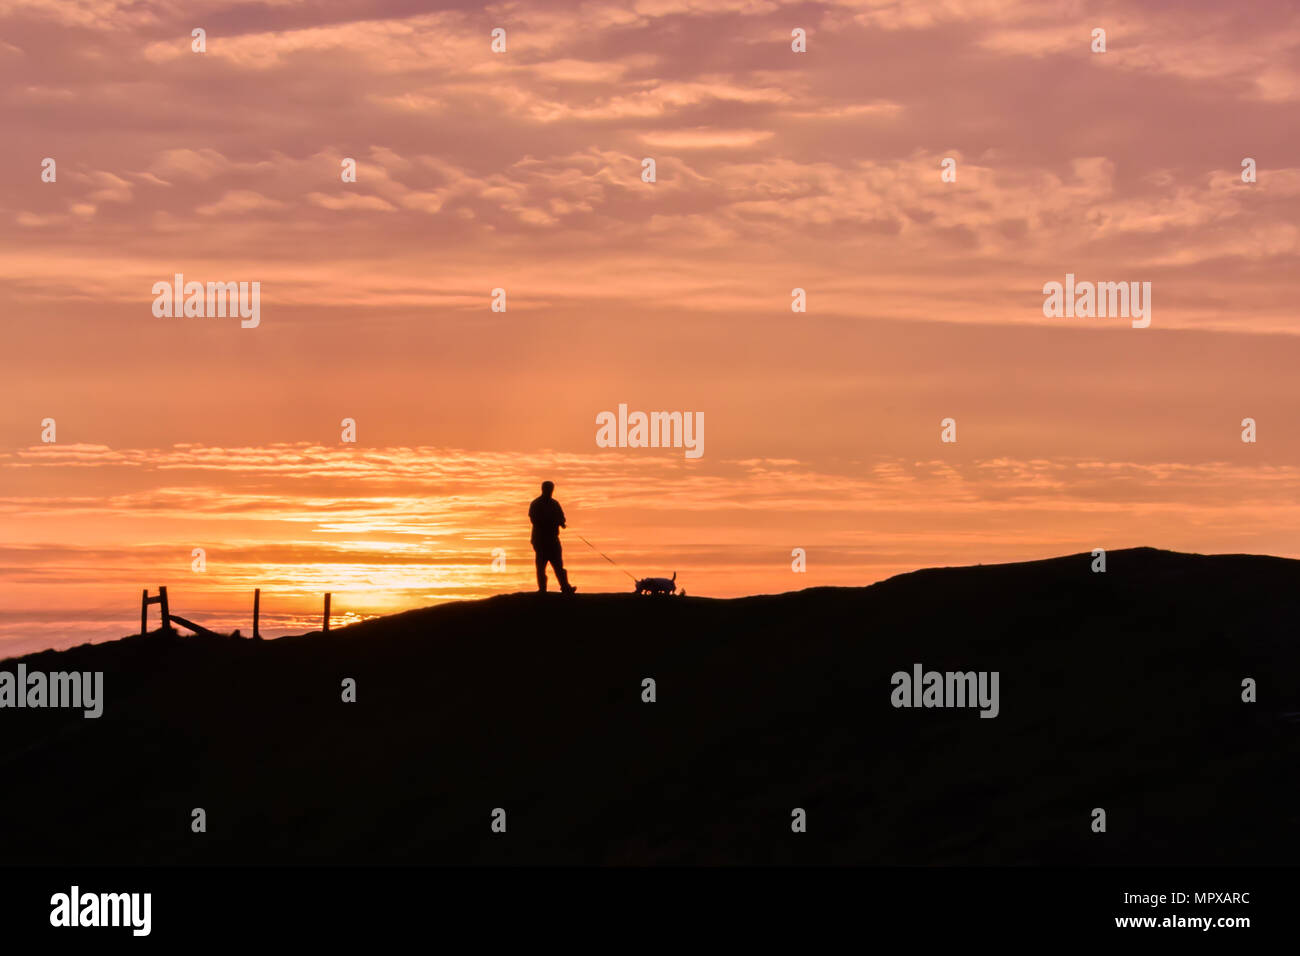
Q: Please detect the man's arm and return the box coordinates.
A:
[558,504,566,528]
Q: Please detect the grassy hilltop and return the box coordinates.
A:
[1,547,1298,865]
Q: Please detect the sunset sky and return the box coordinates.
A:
[3,0,1300,656]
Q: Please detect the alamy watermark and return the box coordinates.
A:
[50,886,150,936]
[596,404,704,459]
[890,663,999,718]
[1042,273,1151,328]
[152,273,260,328]
[0,665,103,718]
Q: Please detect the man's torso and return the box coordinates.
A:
[529,496,563,543]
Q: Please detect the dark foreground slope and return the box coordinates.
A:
[1,547,1298,865]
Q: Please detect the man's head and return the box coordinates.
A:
[541,480,555,497]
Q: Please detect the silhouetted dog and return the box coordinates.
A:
[635,572,677,595]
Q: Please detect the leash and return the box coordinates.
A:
[575,534,639,583]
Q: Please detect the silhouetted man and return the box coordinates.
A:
[529,480,575,594]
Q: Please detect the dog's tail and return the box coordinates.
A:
[671,571,677,582]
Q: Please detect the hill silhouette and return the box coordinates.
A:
[1,547,1297,865]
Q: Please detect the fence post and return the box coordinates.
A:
[323,592,331,634]
[142,587,172,635]
[253,588,261,639]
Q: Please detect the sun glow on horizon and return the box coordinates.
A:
[5,442,1300,657]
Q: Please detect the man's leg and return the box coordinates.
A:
[552,541,575,594]
[534,548,548,592]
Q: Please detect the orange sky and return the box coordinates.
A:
[3,0,1300,655]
